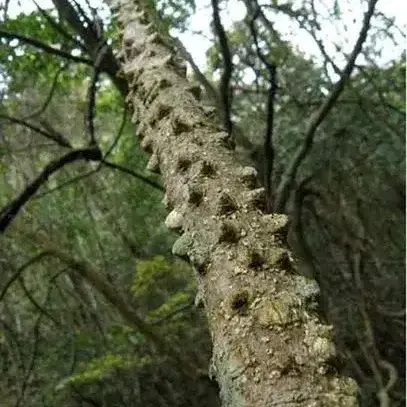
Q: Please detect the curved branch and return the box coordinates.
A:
[33,168,98,199]
[2,0,11,20]
[32,110,162,198]
[0,146,102,232]
[14,280,54,407]
[0,252,51,302]
[34,242,204,377]
[21,64,68,121]
[104,107,127,157]
[18,275,62,327]
[34,108,127,198]
[0,29,93,65]
[275,0,379,212]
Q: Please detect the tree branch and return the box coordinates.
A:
[211,0,233,137]
[0,114,72,148]
[247,8,277,212]
[33,0,87,52]
[14,281,54,407]
[0,252,51,302]
[0,29,93,65]
[25,237,204,378]
[275,0,379,212]
[52,0,128,95]
[85,43,108,145]
[21,64,68,121]
[18,275,62,327]
[101,159,164,191]
[173,37,219,104]
[0,146,102,232]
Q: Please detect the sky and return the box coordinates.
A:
[5,0,407,73]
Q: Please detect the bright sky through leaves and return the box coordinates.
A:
[6,0,406,73]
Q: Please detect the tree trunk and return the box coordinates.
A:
[108,1,359,405]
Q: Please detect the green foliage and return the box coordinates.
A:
[0,11,83,92]
[132,255,195,312]
[132,255,171,294]
[154,0,196,33]
[147,291,191,321]
[108,324,146,347]
[58,353,151,387]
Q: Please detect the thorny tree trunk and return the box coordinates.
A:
[109,1,359,405]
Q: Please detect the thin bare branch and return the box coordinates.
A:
[104,107,127,157]
[377,359,398,407]
[21,64,68,121]
[27,238,205,378]
[0,146,102,232]
[101,159,164,191]
[1,0,11,20]
[173,37,219,104]
[0,114,72,147]
[52,0,128,95]
[0,252,51,302]
[33,167,99,199]
[151,297,195,325]
[0,29,92,65]
[14,281,54,407]
[275,0,379,212]
[18,276,62,327]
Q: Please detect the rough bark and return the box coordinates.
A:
[109,1,359,405]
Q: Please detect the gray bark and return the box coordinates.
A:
[108,1,359,405]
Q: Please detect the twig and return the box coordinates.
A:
[33,167,99,199]
[2,0,11,20]
[14,281,54,407]
[71,0,95,33]
[101,160,164,191]
[34,109,162,197]
[39,119,73,147]
[104,107,127,157]
[377,359,398,407]
[35,108,128,198]
[21,64,68,121]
